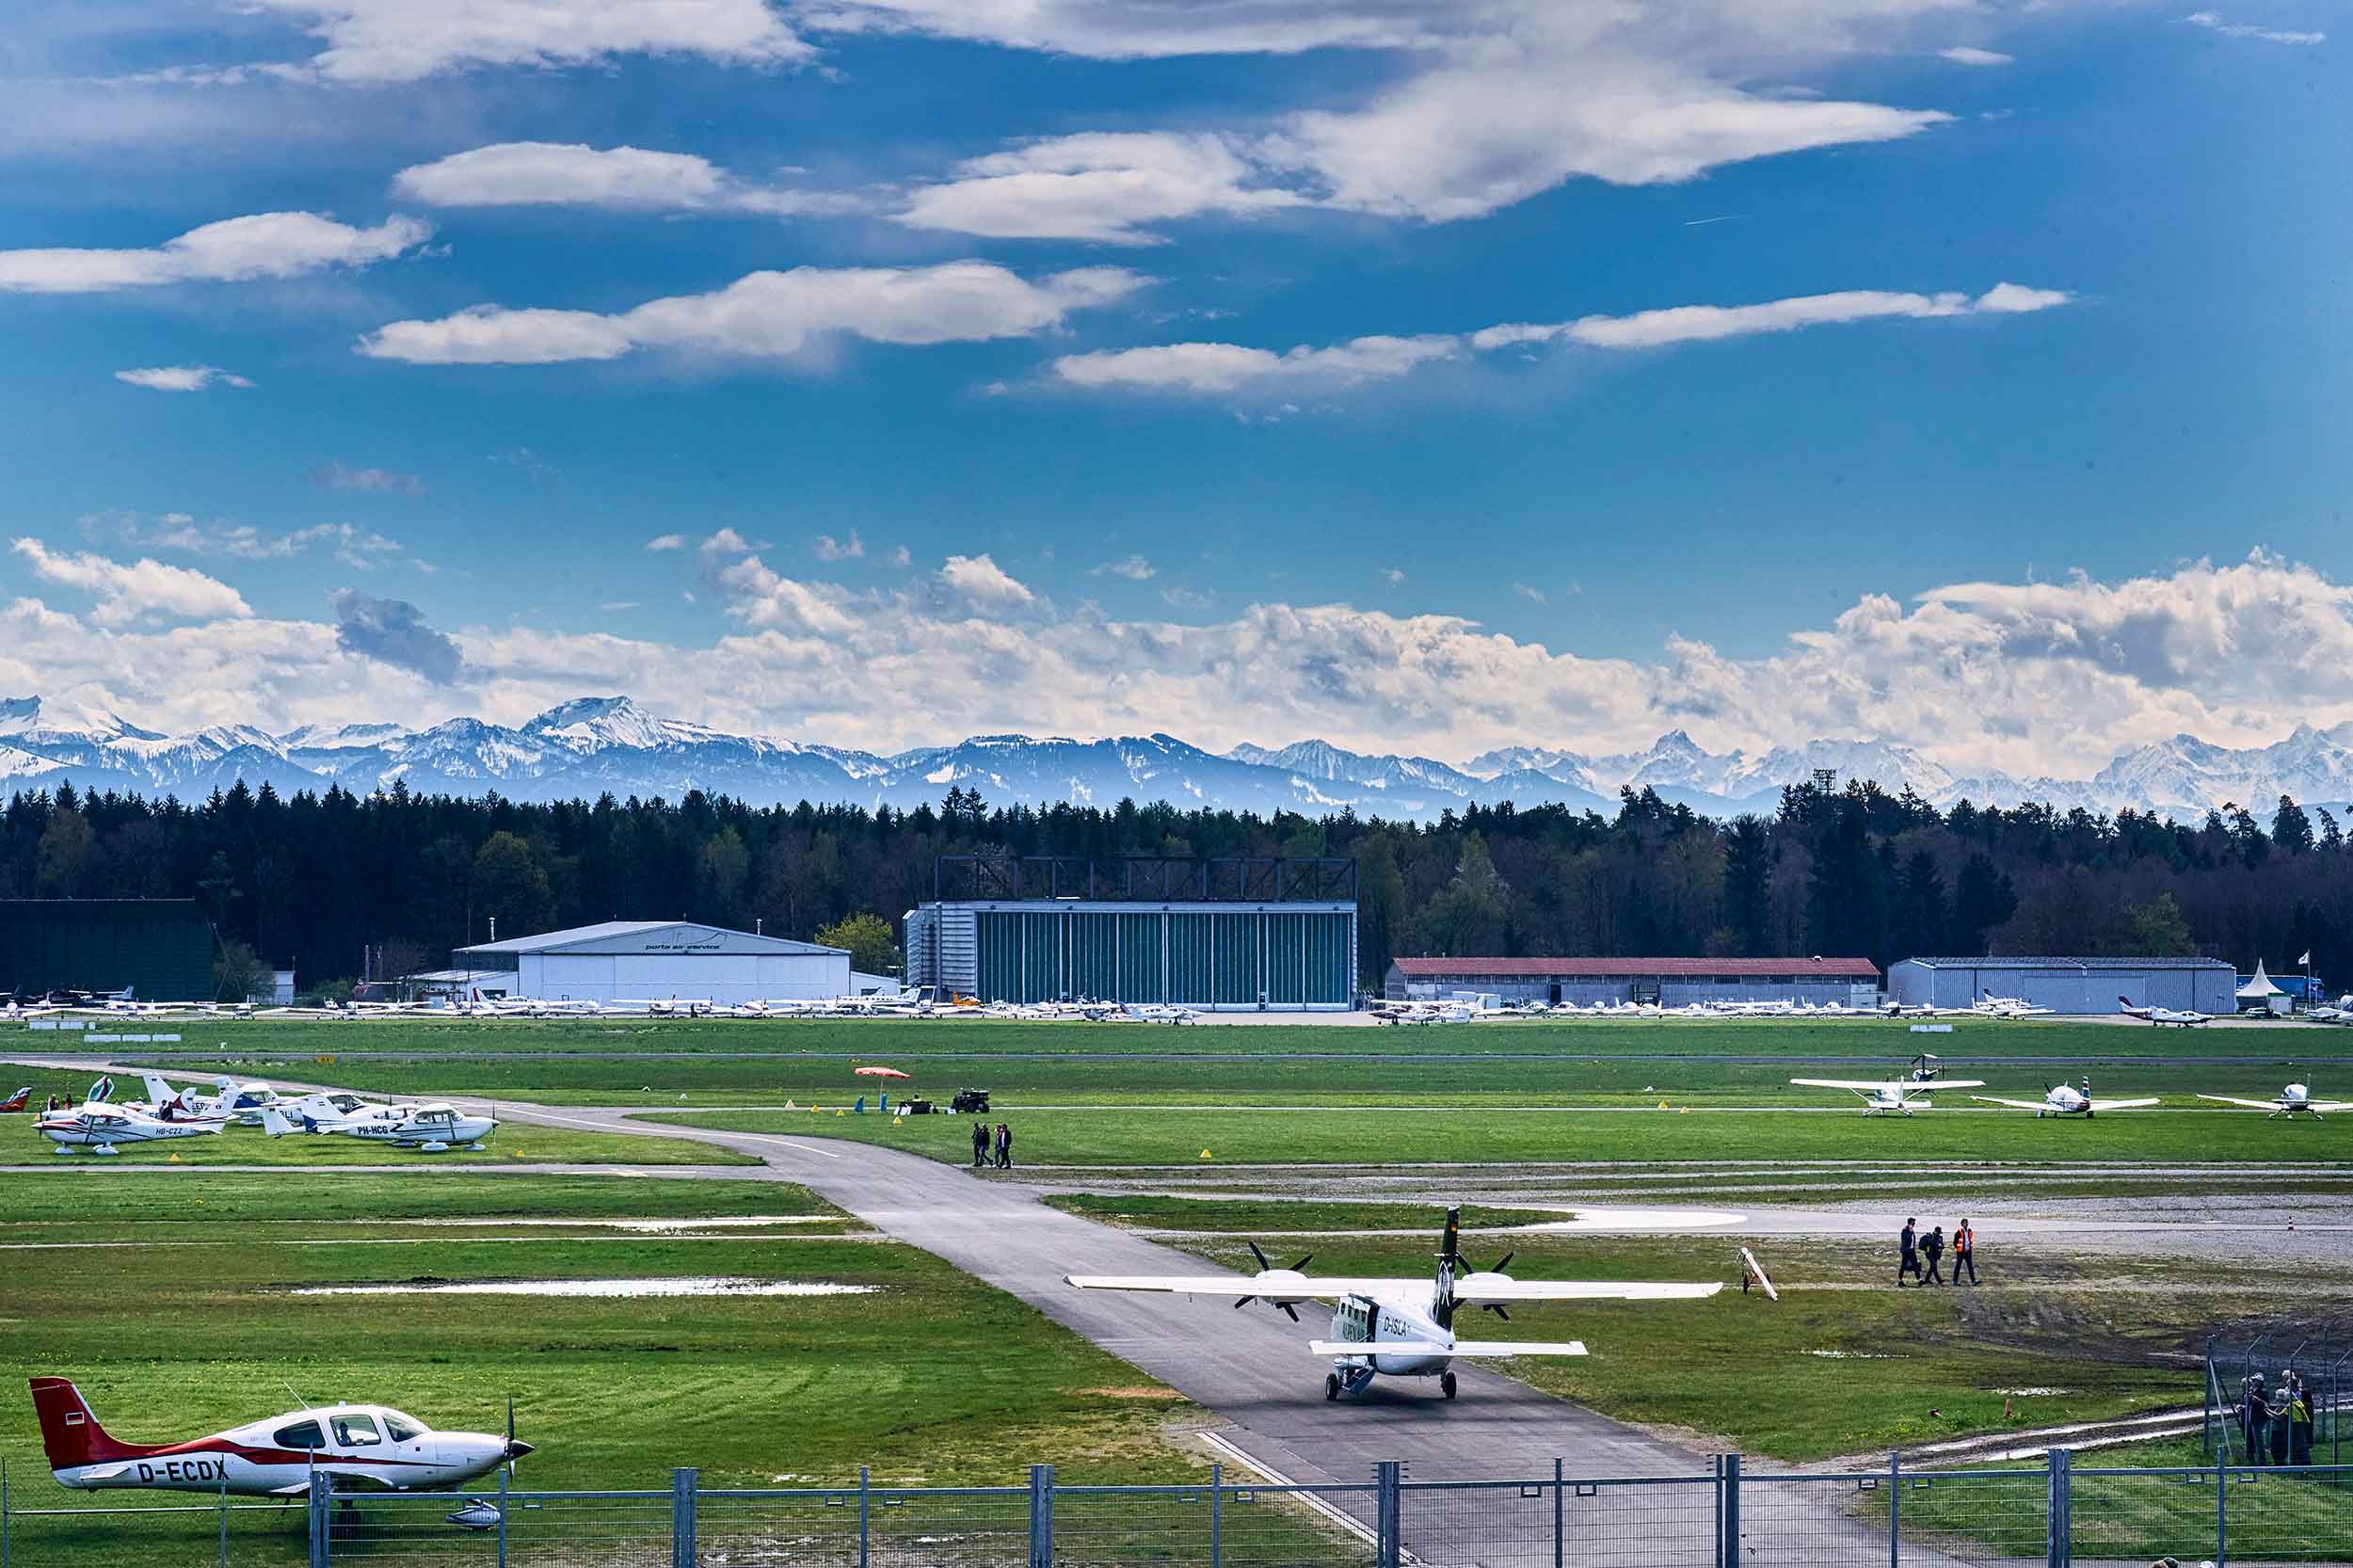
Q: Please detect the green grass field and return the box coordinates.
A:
[653,1101,2353,1168]
[0,1170,1201,1568]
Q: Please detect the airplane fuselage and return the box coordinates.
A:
[1324,1294,1452,1390]
[43,1399,514,1496]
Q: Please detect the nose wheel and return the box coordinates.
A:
[1325,1373,1341,1400]
[1440,1371,1458,1400]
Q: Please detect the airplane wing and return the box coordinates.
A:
[2199,1095,2285,1111]
[1066,1274,1407,1299]
[2308,1100,2353,1113]
[1310,1340,1590,1358]
[1970,1096,2053,1111]
[1933,1080,1988,1089]
[1454,1280,1723,1304]
[2089,1098,2162,1112]
[1790,1079,1895,1092]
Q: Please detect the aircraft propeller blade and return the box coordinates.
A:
[1289,1255,1313,1272]
[1233,1296,1256,1310]
[1246,1240,1272,1272]
[1280,1303,1300,1323]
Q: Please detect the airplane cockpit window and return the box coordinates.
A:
[332,1414,382,1447]
[274,1420,327,1449]
[381,1414,424,1443]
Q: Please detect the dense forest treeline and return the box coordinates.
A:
[3,776,2348,991]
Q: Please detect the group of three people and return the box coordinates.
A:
[2241,1371,2317,1466]
[1897,1217,1977,1286]
[971,1119,1015,1169]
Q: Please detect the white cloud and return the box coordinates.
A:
[0,212,429,295]
[1938,46,2014,65]
[1381,567,1406,585]
[240,0,811,83]
[2185,11,2324,44]
[357,262,1148,365]
[392,141,860,216]
[20,550,2353,783]
[1514,583,1546,603]
[812,530,865,562]
[312,460,424,494]
[1055,334,1461,394]
[114,365,253,392]
[1093,554,1156,581]
[1160,585,1213,611]
[601,600,640,612]
[888,545,912,568]
[86,513,408,569]
[645,533,690,552]
[899,132,1305,245]
[1056,283,2071,397]
[10,538,252,627]
[939,552,1034,608]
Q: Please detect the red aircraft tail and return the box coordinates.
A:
[0,1086,28,1113]
[29,1379,158,1469]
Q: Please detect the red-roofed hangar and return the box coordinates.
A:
[1384,956,1880,1009]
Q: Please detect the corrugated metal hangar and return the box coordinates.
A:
[450,920,850,1004]
[906,855,1358,1010]
[1887,955,2237,1015]
[1385,956,1880,1008]
[1,899,215,1001]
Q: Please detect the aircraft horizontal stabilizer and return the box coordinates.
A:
[271,1481,313,1496]
[1309,1339,1590,1358]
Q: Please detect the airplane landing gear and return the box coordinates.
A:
[1325,1373,1341,1401]
[1439,1371,1458,1400]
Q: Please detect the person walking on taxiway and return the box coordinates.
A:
[1953,1218,1979,1285]
[1922,1224,1946,1287]
[1897,1218,1923,1287]
[971,1119,989,1168]
[995,1121,1015,1170]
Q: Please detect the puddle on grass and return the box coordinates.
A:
[1994,1386,2073,1396]
[288,1277,879,1299]
[1805,1350,1895,1359]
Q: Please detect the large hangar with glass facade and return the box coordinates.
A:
[905,856,1358,1011]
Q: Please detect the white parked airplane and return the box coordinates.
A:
[1067,1208,1722,1400]
[2117,995,2212,1027]
[2197,1081,2349,1119]
[264,1102,496,1151]
[37,1102,225,1154]
[1789,1074,1985,1115]
[31,1378,528,1496]
[1972,1078,2160,1118]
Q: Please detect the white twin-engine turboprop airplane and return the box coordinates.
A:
[2198,1080,2350,1120]
[1066,1208,1722,1401]
[1788,1074,1986,1115]
[30,1378,529,1496]
[1972,1077,2161,1118]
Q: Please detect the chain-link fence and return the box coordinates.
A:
[8,1454,2353,1568]
[2204,1336,2350,1467]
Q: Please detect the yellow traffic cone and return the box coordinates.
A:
[168,1153,181,1163]
[1200,1149,1213,1160]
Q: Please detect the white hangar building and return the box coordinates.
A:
[450,920,850,1005]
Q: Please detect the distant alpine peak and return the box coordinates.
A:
[4,692,2351,823]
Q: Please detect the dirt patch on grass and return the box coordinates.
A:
[1080,1385,1186,1400]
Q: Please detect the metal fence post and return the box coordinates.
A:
[4,1453,12,1568]
[672,1466,698,1568]
[1029,1464,1054,1568]
[310,1471,330,1568]
[2045,1448,2070,1568]
[1888,1451,1900,1568]
[220,1470,230,1568]
[1209,1462,1222,1568]
[2216,1453,2228,1568]
[497,1465,509,1568]
[1552,1457,1564,1568]
[1721,1454,1741,1568]
[1374,1462,1401,1568]
[859,1466,870,1568]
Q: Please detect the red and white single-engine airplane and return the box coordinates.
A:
[30,1379,530,1496]
[37,1101,226,1154]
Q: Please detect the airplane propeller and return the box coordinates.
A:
[503,1397,535,1478]
[1232,1240,1313,1322]
[1479,1252,1516,1319]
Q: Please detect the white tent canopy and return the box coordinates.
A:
[2236,961,2284,1000]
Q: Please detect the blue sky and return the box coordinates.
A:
[2,1,2347,775]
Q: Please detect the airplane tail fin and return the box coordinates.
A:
[140,1075,179,1112]
[261,1107,296,1138]
[1438,1205,1462,1266]
[30,1379,151,1468]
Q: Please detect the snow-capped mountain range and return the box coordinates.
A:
[4,694,2350,823]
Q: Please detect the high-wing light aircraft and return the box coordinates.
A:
[1972,1077,2160,1118]
[264,1103,497,1151]
[37,1102,226,1154]
[2117,995,2212,1027]
[1789,1074,1985,1115]
[1067,1208,1722,1400]
[2197,1080,2349,1119]
[30,1378,529,1496]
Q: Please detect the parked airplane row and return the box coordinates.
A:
[23,1075,497,1154]
[1790,1070,2345,1119]
[6,989,1204,1024]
